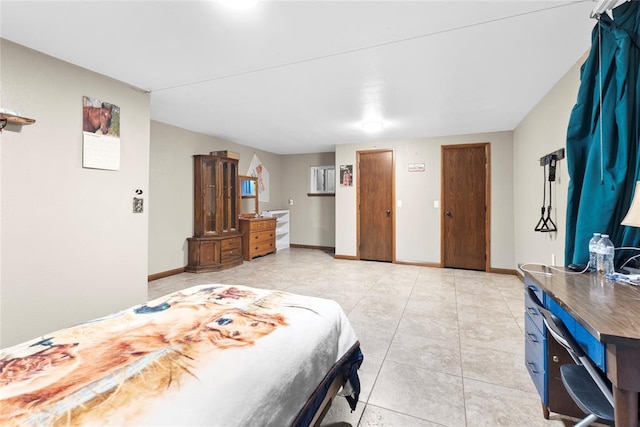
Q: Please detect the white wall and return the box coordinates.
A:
[148,120,283,275]
[513,52,587,268]
[281,152,335,247]
[335,132,515,269]
[0,40,150,347]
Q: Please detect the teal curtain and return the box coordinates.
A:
[565,1,640,266]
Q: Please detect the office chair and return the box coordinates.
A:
[525,286,615,426]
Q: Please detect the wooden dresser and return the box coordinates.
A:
[239,217,276,260]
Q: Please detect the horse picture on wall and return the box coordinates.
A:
[82,96,119,137]
[82,96,121,171]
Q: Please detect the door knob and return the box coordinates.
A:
[445,211,452,217]
[386,210,391,217]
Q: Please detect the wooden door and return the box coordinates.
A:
[358,150,394,262]
[441,143,489,270]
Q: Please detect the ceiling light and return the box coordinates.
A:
[362,121,384,133]
[217,0,260,10]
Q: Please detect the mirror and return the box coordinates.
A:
[239,175,259,218]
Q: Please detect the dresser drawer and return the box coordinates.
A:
[248,240,275,257]
[524,288,545,333]
[221,247,242,262]
[525,320,547,403]
[249,230,275,244]
[525,312,545,357]
[249,218,276,232]
[524,279,545,330]
[221,236,241,250]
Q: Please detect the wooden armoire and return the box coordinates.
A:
[186,153,242,272]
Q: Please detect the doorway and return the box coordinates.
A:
[357,149,394,262]
[441,143,490,271]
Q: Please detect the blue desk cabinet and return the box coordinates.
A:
[523,269,640,426]
[524,282,546,402]
[524,277,591,419]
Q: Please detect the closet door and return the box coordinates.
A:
[441,143,489,270]
[357,149,394,262]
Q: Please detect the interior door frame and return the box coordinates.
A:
[356,148,396,262]
[440,142,491,271]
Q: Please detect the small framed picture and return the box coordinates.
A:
[340,165,353,187]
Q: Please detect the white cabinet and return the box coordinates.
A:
[261,209,290,250]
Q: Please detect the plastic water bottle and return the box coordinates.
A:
[596,234,615,276]
[588,233,601,272]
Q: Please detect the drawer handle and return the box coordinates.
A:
[526,332,538,343]
[527,361,539,374]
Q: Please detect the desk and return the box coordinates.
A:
[524,268,640,427]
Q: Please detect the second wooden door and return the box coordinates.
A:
[441,143,489,271]
[358,150,394,262]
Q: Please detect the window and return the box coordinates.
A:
[309,166,335,195]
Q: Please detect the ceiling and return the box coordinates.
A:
[0,1,600,154]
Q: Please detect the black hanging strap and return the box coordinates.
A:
[535,156,558,232]
[542,169,557,232]
[534,163,548,231]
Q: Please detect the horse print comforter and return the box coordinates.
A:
[0,284,363,426]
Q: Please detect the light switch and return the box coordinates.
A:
[397,200,402,208]
[434,200,440,208]
[133,197,144,213]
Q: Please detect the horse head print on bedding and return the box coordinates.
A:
[83,102,114,134]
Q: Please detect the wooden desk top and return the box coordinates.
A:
[523,266,640,348]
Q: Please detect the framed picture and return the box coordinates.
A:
[340,165,353,187]
[82,96,121,171]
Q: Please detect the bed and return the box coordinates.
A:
[0,284,363,426]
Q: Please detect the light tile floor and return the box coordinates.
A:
[149,248,581,427]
